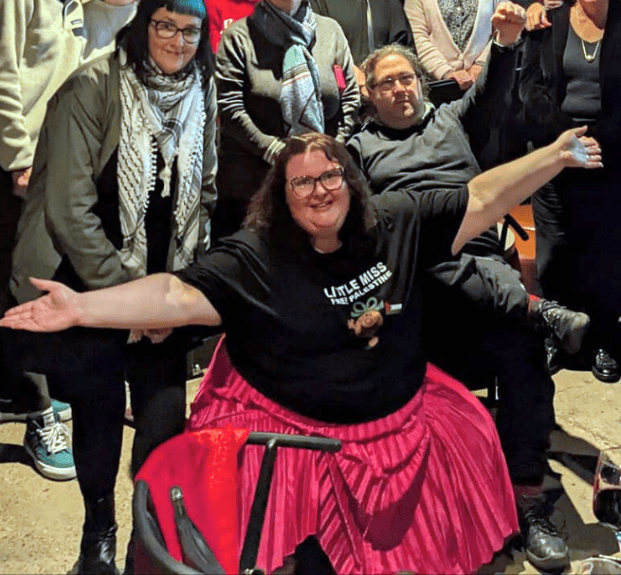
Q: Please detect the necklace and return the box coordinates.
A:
[581,38,601,62]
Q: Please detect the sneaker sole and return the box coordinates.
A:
[23,439,77,481]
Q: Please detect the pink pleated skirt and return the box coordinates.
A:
[187,338,518,575]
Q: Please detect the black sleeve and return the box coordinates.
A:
[458,40,522,167]
[375,187,469,269]
[414,187,469,268]
[174,230,273,325]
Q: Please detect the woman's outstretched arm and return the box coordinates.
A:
[452,126,602,254]
[0,273,221,333]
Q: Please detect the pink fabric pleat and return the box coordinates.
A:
[187,337,518,575]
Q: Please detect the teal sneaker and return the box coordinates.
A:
[51,399,72,422]
[0,398,72,423]
[24,408,76,481]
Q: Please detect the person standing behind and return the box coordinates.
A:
[204,0,260,54]
[310,0,413,89]
[519,0,621,382]
[0,0,137,199]
[213,0,360,239]
[404,0,500,90]
[0,0,136,480]
[2,0,217,571]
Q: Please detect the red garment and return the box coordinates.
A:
[134,425,248,574]
[188,337,518,575]
[205,0,260,53]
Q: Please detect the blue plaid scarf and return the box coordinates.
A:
[251,0,324,135]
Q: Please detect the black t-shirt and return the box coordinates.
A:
[176,188,469,423]
[347,112,501,257]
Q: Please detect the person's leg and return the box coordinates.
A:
[124,332,188,479]
[422,273,569,572]
[487,327,554,486]
[427,254,590,366]
[54,329,126,575]
[0,173,57,419]
[0,329,76,482]
[531,182,575,306]
[122,330,190,575]
[471,324,569,573]
[2,325,126,574]
[426,254,529,322]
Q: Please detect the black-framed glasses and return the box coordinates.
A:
[374,72,417,93]
[288,167,345,199]
[150,19,201,44]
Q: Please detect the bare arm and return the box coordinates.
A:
[452,126,602,254]
[0,274,222,333]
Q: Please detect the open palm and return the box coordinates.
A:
[0,278,81,332]
[558,127,603,170]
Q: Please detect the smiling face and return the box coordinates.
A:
[367,53,426,130]
[285,149,351,253]
[147,7,202,75]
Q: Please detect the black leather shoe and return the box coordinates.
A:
[592,349,621,383]
[530,299,590,356]
[518,495,570,572]
[69,526,119,575]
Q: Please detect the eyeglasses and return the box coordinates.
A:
[150,19,201,44]
[288,167,345,199]
[373,72,417,93]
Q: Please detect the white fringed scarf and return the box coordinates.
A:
[117,50,206,279]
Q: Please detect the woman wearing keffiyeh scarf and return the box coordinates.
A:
[3,0,217,573]
[213,0,360,238]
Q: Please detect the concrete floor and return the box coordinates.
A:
[0,367,619,574]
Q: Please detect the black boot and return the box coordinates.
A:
[517,491,570,572]
[69,494,119,575]
[528,298,590,356]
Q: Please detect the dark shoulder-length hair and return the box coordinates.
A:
[116,0,214,88]
[244,133,377,253]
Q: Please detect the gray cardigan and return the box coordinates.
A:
[11,54,218,303]
[215,9,360,202]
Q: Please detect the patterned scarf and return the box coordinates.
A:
[251,0,324,135]
[117,50,206,279]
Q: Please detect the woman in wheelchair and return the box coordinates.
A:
[1,129,602,574]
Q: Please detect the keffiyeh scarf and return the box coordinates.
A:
[252,0,325,135]
[117,50,206,279]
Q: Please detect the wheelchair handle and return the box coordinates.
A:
[246,432,342,452]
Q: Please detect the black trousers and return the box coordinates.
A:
[423,253,554,486]
[0,325,202,500]
[533,168,621,353]
[0,168,53,412]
